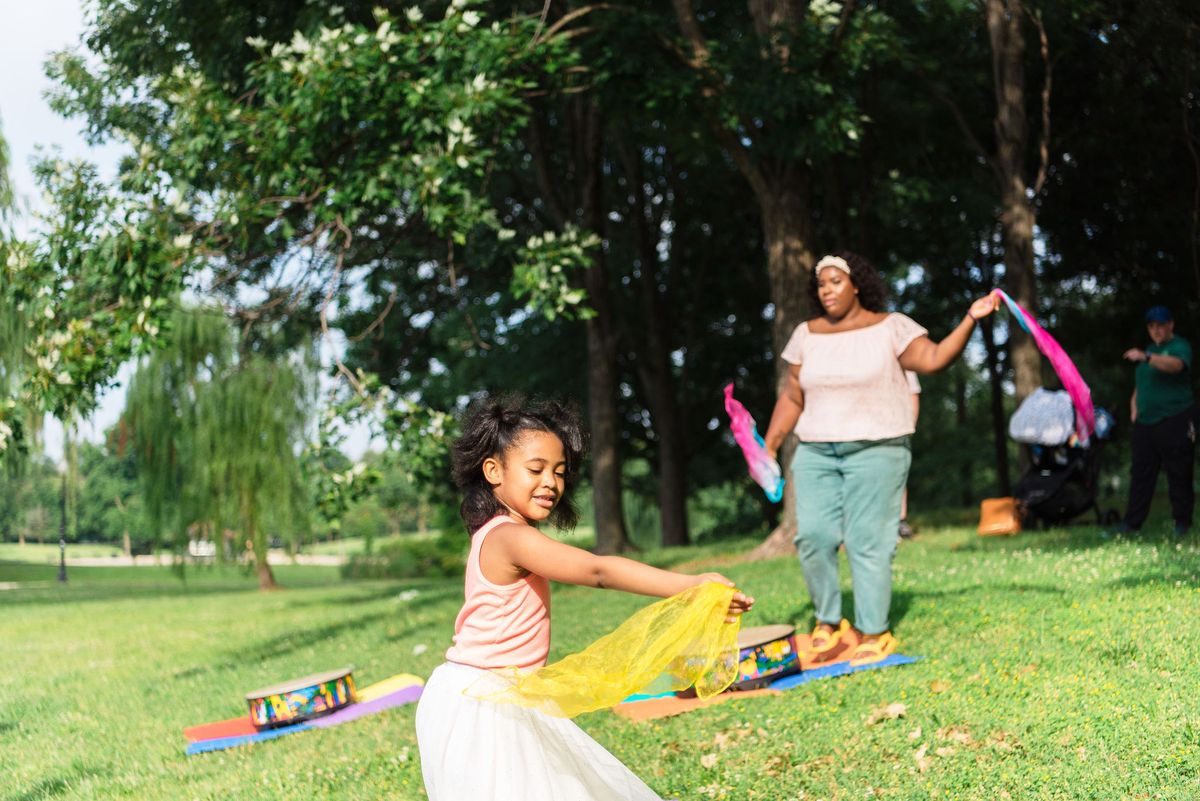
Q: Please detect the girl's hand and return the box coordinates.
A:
[967,293,1000,322]
[694,572,755,621]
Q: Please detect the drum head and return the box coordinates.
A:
[737,624,796,649]
[244,666,355,701]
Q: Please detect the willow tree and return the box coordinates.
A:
[126,308,313,589]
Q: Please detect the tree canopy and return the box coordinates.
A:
[1,0,1196,561]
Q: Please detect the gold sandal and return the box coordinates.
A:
[806,619,850,658]
[848,632,897,666]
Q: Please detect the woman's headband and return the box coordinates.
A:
[814,255,851,277]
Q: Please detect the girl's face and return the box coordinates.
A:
[482,430,566,525]
[816,266,859,319]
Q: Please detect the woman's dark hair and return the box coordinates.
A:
[451,394,587,534]
[807,250,889,314]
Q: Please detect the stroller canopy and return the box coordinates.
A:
[1009,388,1076,446]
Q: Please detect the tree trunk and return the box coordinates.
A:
[617,134,690,548]
[585,316,632,554]
[256,557,277,591]
[114,495,133,557]
[579,101,634,555]
[245,491,277,590]
[669,0,815,560]
[525,96,633,554]
[955,364,973,507]
[631,273,690,548]
[988,0,1042,405]
[980,314,1012,496]
[1001,197,1041,405]
[749,181,817,561]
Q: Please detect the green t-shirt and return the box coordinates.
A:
[1135,336,1194,425]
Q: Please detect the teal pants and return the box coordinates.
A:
[791,437,911,636]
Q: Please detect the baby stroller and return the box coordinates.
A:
[1009,388,1118,527]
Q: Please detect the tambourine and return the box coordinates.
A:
[730,624,800,691]
[245,667,357,730]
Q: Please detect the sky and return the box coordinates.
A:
[0,2,375,463]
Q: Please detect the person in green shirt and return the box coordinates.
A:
[1118,305,1196,536]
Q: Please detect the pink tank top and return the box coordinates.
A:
[445,515,551,671]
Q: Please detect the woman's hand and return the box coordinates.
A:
[694,572,756,621]
[967,293,1000,322]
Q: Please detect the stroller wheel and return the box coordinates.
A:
[1100,508,1121,526]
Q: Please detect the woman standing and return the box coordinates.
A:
[763,252,998,665]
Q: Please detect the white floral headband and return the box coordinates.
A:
[814,255,851,277]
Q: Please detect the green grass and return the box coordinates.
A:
[3,523,1200,800]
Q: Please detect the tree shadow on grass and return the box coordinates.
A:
[171,608,400,680]
[780,582,1065,639]
[1105,562,1200,591]
[281,584,460,610]
[230,608,396,663]
[380,618,452,644]
[4,764,107,801]
[946,527,1117,555]
[945,515,1200,556]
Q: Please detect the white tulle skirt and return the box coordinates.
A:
[415,662,664,801]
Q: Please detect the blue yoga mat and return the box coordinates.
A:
[186,722,316,755]
[767,654,921,690]
[619,654,922,705]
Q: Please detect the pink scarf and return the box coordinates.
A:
[723,384,784,502]
[993,289,1096,445]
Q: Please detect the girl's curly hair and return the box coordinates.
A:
[807,250,889,314]
[451,394,587,534]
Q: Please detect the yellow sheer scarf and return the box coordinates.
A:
[469,582,740,718]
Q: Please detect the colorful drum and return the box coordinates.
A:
[245,667,357,730]
[730,624,800,691]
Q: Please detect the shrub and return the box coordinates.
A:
[341,531,466,579]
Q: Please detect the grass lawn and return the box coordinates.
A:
[3,522,1199,800]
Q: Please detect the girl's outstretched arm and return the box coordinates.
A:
[485,522,754,615]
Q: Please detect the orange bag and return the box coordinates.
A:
[978,497,1022,536]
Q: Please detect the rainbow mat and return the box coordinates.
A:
[614,656,920,722]
[184,673,423,755]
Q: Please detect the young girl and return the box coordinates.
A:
[416,395,753,801]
